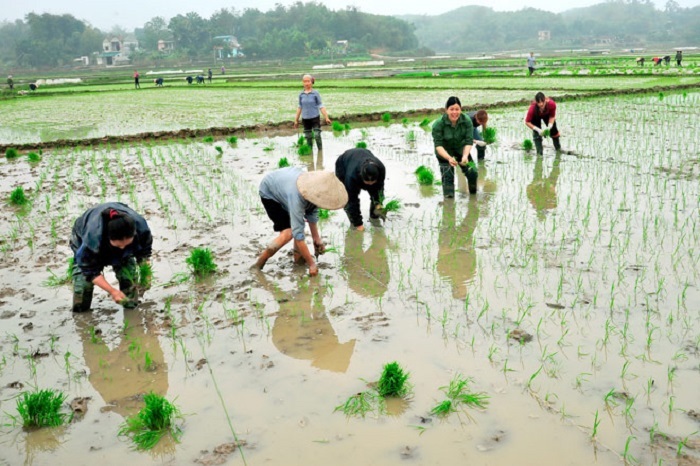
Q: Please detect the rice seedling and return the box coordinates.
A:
[430,400,455,417]
[401,118,409,125]
[118,392,183,450]
[14,388,71,428]
[334,391,380,418]
[541,128,551,138]
[377,361,411,398]
[658,92,664,100]
[383,198,401,213]
[227,136,238,144]
[318,209,331,220]
[278,157,290,168]
[482,127,497,144]
[5,147,19,159]
[415,166,435,185]
[27,152,41,163]
[186,247,217,278]
[356,141,367,149]
[43,258,75,287]
[431,373,489,418]
[137,262,153,289]
[419,118,431,127]
[9,187,28,206]
[344,123,351,130]
[297,144,312,156]
[523,139,534,151]
[381,112,391,123]
[294,135,305,147]
[215,146,223,155]
[331,121,345,132]
[202,136,214,143]
[406,130,416,143]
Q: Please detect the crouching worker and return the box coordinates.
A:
[525,92,561,156]
[469,109,489,160]
[254,167,348,276]
[335,148,386,231]
[70,202,152,312]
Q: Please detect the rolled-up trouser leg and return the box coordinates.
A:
[72,262,94,312]
[438,161,455,198]
[115,257,138,308]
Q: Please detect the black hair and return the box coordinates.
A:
[106,209,136,240]
[360,162,380,183]
[445,96,461,108]
[535,92,546,103]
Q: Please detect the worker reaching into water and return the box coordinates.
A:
[254,167,347,276]
[468,109,489,161]
[70,202,152,313]
[335,148,387,231]
[525,92,561,156]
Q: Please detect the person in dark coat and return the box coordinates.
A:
[70,202,152,312]
[185,76,193,84]
[663,55,671,66]
[154,77,164,87]
[29,83,38,91]
[334,148,386,231]
[196,75,205,84]
[675,50,682,67]
[207,68,213,82]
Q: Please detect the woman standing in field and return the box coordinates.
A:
[70,202,152,312]
[432,96,478,197]
[294,74,332,151]
[524,91,561,156]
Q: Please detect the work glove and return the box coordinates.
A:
[534,127,543,135]
[371,205,387,221]
[474,140,487,147]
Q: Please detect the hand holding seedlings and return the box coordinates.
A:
[335,148,386,230]
[372,204,387,221]
[314,241,326,257]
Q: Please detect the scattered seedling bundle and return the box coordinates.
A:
[9,187,28,206]
[186,247,217,278]
[522,139,534,151]
[430,373,489,418]
[356,141,367,149]
[5,147,19,159]
[27,152,41,163]
[14,388,72,428]
[118,392,183,450]
[278,157,290,168]
[415,165,435,185]
[482,127,497,144]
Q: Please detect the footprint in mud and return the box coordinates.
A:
[476,429,507,452]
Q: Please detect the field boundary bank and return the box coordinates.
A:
[2,83,698,153]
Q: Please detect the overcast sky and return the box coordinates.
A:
[2,0,697,30]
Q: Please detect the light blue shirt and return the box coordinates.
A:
[259,167,319,240]
[527,55,536,67]
[298,90,324,120]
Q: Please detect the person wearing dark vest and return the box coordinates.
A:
[335,148,387,231]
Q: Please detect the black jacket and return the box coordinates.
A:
[335,148,386,227]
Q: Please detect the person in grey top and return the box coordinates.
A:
[294,74,332,151]
[527,52,536,76]
[255,167,347,276]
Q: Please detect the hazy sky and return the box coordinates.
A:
[3,0,697,30]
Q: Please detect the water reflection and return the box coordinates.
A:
[343,227,390,300]
[257,272,356,373]
[75,309,168,419]
[526,153,561,221]
[437,163,494,299]
[304,149,324,171]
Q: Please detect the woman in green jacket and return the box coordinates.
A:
[432,96,478,197]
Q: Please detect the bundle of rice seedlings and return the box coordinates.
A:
[541,128,551,138]
[27,152,41,163]
[227,136,238,144]
[278,157,290,168]
[10,187,28,206]
[5,148,19,159]
[118,392,183,450]
[383,199,401,213]
[356,141,367,149]
[419,118,431,127]
[414,166,435,185]
[15,388,72,428]
[522,139,534,151]
[482,127,497,144]
[318,209,331,220]
[381,112,391,123]
[214,146,223,155]
[331,121,344,132]
[377,361,411,398]
[186,248,217,278]
[202,136,214,143]
[297,144,312,156]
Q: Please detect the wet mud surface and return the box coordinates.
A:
[0,91,699,465]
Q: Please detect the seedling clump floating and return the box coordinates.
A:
[297,144,312,156]
[186,247,217,278]
[430,373,489,418]
[278,157,290,168]
[377,361,411,398]
[5,147,19,159]
[356,141,367,149]
[10,187,28,206]
[27,152,41,163]
[227,136,238,144]
[381,112,391,123]
[383,199,401,213]
[118,392,183,450]
[202,136,214,143]
[15,388,72,428]
[522,139,534,151]
[334,391,381,418]
[415,165,435,185]
[483,127,497,144]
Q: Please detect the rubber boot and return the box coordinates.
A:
[313,129,323,150]
[463,159,478,194]
[304,130,313,150]
[476,145,486,161]
[553,136,561,152]
[439,163,455,198]
[72,264,94,312]
[534,136,544,156]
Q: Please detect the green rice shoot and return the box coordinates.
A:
[43,257,75,287]
[15,388,71,428]
[415,166,435,185]
[27,152,41,163]
[297,144,312,156]
[202,136,214,143]
[522,139,534,151]
[381,112,391,123]
[482,127,497,144]
[377,361,411,398]
[356,141,367,149]
[334,391,380,418]
[10,187,28,206]
[118,392,183,450]
[383,199,401,213]
[332,121,345,132]
[541,128,551,138]
[318,209,331,220]
[227,136,238,144]
[431,373,489,418]
[278,157,290,168]
[137,262,153,289]
[5,147,19,159]
[186,247,217,278]
[419,118,431,127]
[295,135,305,147]
[214,146,223,155]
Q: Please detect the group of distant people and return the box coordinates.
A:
[637,51,683,67]
[136,67,217,88]
[6,75,39,93]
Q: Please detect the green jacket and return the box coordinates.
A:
[432,113,474,159]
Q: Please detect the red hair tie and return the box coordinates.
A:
[109,209,119,220]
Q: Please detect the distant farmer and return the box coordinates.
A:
[652,57,662,66]
[294,74,332,151]
[133,70,140,89]
[527,52,536,76]
[432,96,478,197]
[525,91,561,155]
[636,57,645,67]
[468,109,489,160]
[196,75,205,84]
[221,66,225,75]
[675,50,682,67]
[28,83,38,91]
[254,167,348,276]
[154,77,164,87]
[663,55,671,66]
[335,148,386,231]
[185,76,193,84]
[208,68,213,82]
[70,202,152,312]
[7,75,13,90]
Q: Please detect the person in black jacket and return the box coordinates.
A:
[70,202,152,312]
[335,148,386,231]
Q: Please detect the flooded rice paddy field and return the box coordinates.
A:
[0,91,699,465]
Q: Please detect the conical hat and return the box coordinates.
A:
[297,171,348,210]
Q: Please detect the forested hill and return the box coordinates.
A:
[401,1,700,53]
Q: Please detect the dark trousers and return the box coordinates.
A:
[302,116,322,149]
[72,258,138,312]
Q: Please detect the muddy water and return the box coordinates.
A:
[1,91,699,465]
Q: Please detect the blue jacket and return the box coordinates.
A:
[70,202,152,281]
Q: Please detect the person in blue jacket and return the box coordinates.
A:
[70,202,152,312]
